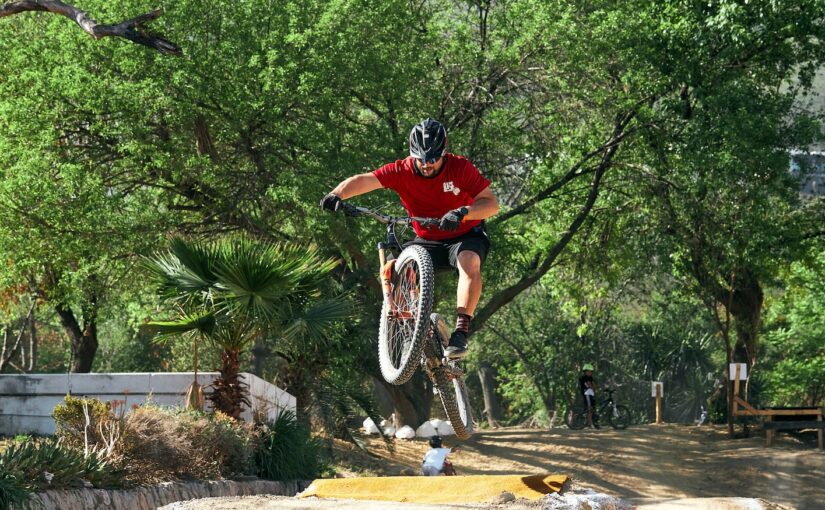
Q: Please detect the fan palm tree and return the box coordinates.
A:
[143,237,350,419]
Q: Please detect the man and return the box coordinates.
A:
[422,435,458,476]
[579,363,599,429]
[320,118,499,359]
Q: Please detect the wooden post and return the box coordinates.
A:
[818,412,823,451]
[766,414,774,446]
[732,364,741,416]
[655,385,662,424]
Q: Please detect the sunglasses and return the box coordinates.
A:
[418,156,442,165]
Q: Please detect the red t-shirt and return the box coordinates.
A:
[372,154,490,240]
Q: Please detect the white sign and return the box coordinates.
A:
[651,381,663,397]
[729,363,748,381]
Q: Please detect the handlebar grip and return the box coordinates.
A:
[339,201,360,217]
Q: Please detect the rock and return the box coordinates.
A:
[540,488,633,510]
[436,420,455,436]
[395,425,416,439]
[416,421,438,438]
[494,491,516,503]
[363,417,380,434]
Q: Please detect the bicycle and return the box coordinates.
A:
[565,388,631,430]
[339,202,474,440]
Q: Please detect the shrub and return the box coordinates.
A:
[0,436,123,505]
[118,406,197,483]
[183,411,256,478]
[118,406,256,483]
[53,396,116,451]
[0,471,30,510]
[255,411,323,481]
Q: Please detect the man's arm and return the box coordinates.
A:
[465,186,500,221]
[330,173,384,200]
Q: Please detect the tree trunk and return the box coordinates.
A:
[728,271,763,366]
[55,303,98,373]
[378,372,434,428]
[209,348,249,420]
[477,361,503,427]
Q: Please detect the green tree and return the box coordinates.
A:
[761,246,825,407]
[144,237,349,418]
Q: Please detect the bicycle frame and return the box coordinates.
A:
[342,205,439,319]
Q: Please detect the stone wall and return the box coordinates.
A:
[24,479,307,510]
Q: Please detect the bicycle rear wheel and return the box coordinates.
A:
[378,245,435,385]
[608,404,631,430]
[434,368,474,440]
[565,409,587,430]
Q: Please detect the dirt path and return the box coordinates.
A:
[165,424,823,510]
[333,424,823,509]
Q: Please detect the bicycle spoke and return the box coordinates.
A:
[387,261,420,370]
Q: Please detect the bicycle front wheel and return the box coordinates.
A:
[565,409,587,430]
[608,404,631,430]
[378,245,435,385]
[435,368,474,440]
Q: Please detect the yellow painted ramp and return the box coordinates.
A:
[299,474,569,504]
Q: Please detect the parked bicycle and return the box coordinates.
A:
[341,202,474,439]
[565,388,631,430]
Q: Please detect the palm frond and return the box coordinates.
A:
[141,311,216,340]
[143,238,223,305]
[281,298,358,348]
[214,240,341,321]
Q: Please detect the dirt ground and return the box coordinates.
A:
[332,424,823,509]
[165,424,824,510]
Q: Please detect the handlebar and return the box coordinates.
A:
[340,202,441,228]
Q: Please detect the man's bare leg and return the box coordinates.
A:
[445,251,482,359]
[456,250,483,316]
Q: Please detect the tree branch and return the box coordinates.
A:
[472,120,631,333]
[0,1,182,55]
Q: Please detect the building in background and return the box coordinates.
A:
[790,150,825,198]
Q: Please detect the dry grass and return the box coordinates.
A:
[117,406,256,484]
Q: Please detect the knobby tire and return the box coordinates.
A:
[377,245,435,385]
[566,409,587,430]
[609,404,631,430]
[435,368,474,440]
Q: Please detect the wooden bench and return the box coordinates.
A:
[729,366,823,450]
[762,410,825,449]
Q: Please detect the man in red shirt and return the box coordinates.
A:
[320,119,500,359]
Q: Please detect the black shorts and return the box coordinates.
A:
[403,223,491,272]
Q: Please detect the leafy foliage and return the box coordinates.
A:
[53,396,116,451]
[255,410,324,481]
[761,248,825,406]
[0,437,123,493]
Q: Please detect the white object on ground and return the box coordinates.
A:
[362,417,380,435]
[416,421,438,438]
[436,420,455,436]
[541,488,632,510]
[395,425,416,439]
[383,426,396,436]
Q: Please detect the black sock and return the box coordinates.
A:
[455,313,471,333]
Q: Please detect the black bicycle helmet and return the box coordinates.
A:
[429,435,443,448]
[409,118,447,163]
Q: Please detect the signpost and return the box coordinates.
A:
[651,381,664,424]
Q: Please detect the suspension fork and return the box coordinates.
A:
[378,241,395,315]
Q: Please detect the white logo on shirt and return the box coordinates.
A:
[443,181,461,195]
